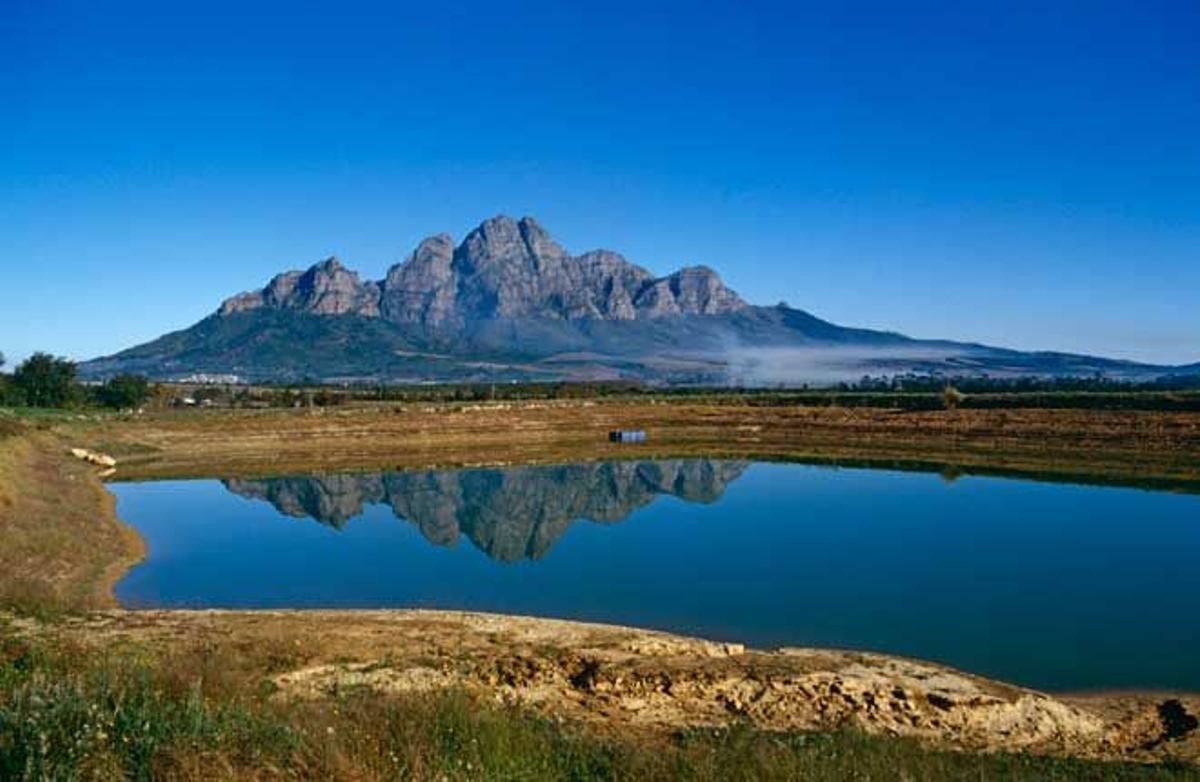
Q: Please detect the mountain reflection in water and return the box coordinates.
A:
[223,459,748,562]
[112,460,1200,691]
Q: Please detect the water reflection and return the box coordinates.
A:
[223,459,748,562]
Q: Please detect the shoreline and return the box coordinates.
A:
[9,607,1198,765]
[98,604,1200,701]
[104,448,1200,497]
[77,402,1200,487]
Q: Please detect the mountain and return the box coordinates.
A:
[224,459,749,562]
[81,215,1195,384]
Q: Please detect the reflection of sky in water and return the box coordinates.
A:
[112,461,1200,692]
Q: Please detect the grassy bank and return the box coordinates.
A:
[1,622,1192,781]
[0,419,143,614]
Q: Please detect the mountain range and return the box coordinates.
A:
[81,216,1196,384]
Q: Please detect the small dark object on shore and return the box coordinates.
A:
[609,430,646,443]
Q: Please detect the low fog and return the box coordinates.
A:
[721,345,965,386]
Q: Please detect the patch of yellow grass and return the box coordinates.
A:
[0,432,143,613]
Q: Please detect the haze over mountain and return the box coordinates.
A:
[83,216,1194,385]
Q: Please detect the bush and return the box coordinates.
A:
[942,385,966,410]
[0,376,21,407]
[95,374,151,409]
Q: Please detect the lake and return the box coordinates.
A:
[110,459,1200,693]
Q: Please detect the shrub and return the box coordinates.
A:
[95,374,151,409]
[942,385,966,410]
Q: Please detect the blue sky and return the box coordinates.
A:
[3,0,1198,366]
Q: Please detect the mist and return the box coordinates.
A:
[720,344,965,387]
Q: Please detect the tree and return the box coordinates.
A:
[0,352,17,406]
[96,374,151,409]
[13,353,78,408]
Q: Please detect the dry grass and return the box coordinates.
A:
[57,400,1200,489]
[0,431,143,614]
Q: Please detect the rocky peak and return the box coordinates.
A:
[294,257,380,316]
[457,216,567,272]
[219,256,380,317]
[517,216,567,263]
[662,265,746,315]
[460,216,522,269]
[218,216,749,324]
[380,234,457,324]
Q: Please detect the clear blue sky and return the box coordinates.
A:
[3,0,1198,366]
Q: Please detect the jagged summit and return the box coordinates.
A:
[218,215,747,325]
[219,256,380,318]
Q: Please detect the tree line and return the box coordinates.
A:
[0,352,152,410]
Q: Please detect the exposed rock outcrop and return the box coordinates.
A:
[265,613,1199,764]
[218,216,747,326]
[69,447,117,468]
[220,257,380,317]
[378,234,457,324]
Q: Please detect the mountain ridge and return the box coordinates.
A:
[81,215,1197,384]
[217,216,747,326]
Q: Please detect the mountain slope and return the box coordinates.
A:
[82,216,1194,384]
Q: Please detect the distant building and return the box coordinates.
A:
[179,373,242,385]
[608,430,646,443]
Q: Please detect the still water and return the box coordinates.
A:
[111,460,1200,692]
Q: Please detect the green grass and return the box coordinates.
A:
[0,407,116,432]
[0,627,1195,781]
[0,630,298,780]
